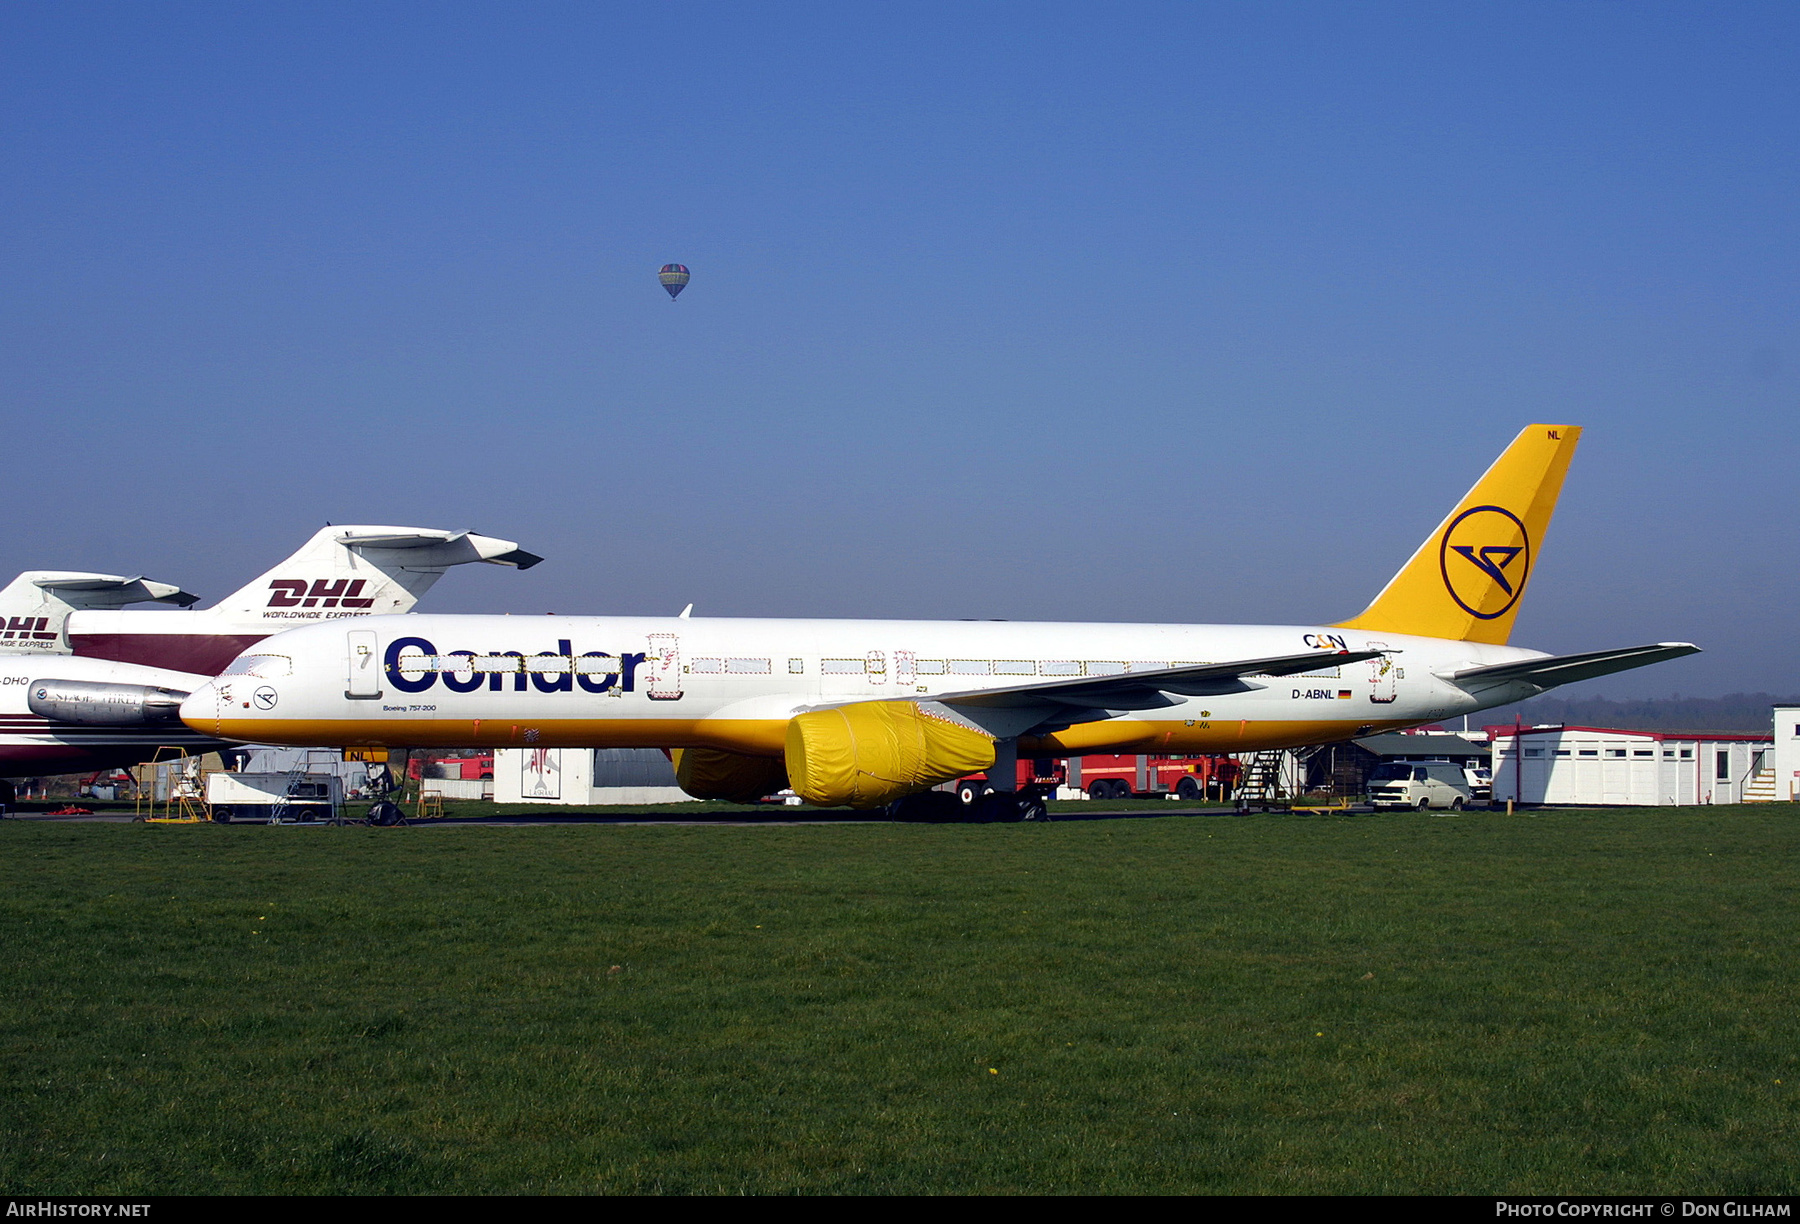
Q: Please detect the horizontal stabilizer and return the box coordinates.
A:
[337,530,544,570]
[937,650,1383,712]
[23,572,198,607]
[1448,643,1700,696]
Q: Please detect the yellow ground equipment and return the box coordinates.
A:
[133,748,211,823]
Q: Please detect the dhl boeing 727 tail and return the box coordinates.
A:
[180,426,1699,817]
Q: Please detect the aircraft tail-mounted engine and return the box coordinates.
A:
[672,747,789,803]
[784,700,996,809]
[28,679,189,726]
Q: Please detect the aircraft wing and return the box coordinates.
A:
[1447,643,1700,695]
[932,650,1383,712]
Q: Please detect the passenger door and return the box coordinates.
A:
[347,629,381,699]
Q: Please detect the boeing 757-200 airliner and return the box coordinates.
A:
[179,426,1698,818]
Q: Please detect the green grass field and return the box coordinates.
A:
[3,806,1797,1194]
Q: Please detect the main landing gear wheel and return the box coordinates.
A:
[956,781,984,807]
[971,791,1023,823]
[887,792,963,823]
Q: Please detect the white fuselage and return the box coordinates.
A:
[180,613,1550,757]
[0,655,220,773]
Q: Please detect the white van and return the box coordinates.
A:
[1463,764,1493,803]
[1367,761,1474,811]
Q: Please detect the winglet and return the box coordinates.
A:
[1335,424,1580,645]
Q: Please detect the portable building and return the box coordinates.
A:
[1771,706,1800,801]
[492,747,687,805]
[1489,725,1772,806]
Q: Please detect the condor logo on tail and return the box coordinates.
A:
[268,579,378,610]
[1439,505,1530,620]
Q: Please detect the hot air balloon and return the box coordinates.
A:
[658,264,690,301]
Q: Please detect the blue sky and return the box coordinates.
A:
[2,2,1795,696]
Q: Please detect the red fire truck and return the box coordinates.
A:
[406,753,495,782]
[1076,754,1240,801]
[951,754,1240,806]
[949,758,1067,806]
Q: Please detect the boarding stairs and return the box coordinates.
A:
[134,748,211,824]
[268,749,344,824]
[1235,750,1290,810]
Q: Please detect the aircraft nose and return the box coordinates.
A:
[179,683,220,737]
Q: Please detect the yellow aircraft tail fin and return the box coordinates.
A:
[1335,424,1581,645]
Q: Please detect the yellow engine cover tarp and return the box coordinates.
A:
[672,747,789,803]
[785,701,996,809]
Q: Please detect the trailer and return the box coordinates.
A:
[206,771,344,824]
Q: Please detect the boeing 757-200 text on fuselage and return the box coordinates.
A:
[180,427,1699,816]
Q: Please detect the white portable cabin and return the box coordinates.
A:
[1490,725,1773,806]
[1771,706,1800,802]
[493,747,688,805]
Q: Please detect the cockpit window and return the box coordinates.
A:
[222,654,293,678]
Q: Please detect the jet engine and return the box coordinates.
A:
[28,679,189,726]
[784,700,996,809]
[672,747,789,803]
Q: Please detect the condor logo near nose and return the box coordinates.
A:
[382,636,648,696]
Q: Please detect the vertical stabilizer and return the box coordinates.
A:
[207,527,543,619]
[1335,424,1580,645]
[0,572,198,654]
[68,526,543,673]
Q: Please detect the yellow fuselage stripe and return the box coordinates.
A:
[205,716,1421,758]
